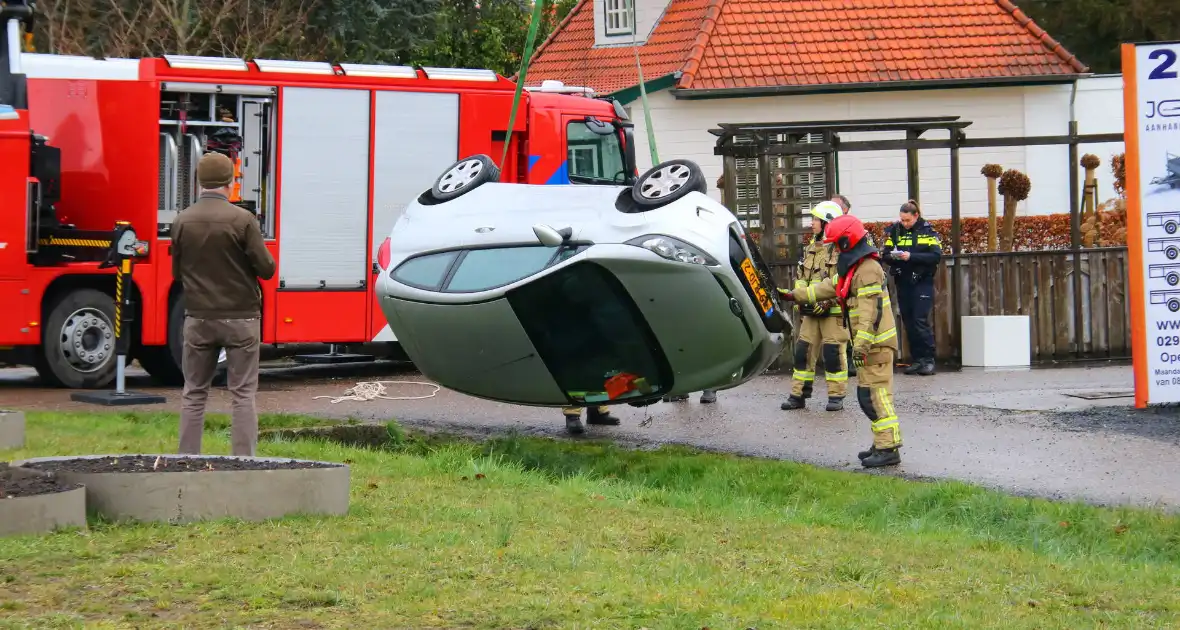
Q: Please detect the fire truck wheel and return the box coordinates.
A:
[36,288,117,389]
[630,159,706,208]
[131,294,229,386]
[430,155,500,202]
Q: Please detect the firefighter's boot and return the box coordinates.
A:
[861,447,901,468]
[858,445,876,460]
[826,396,844,412]
[700,389,717,404]
[781,395,806,410]
[586,406,619,426]
[564,413,585,435]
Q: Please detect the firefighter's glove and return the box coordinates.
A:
[851,349,868,368]
[810,301,829,316]
[776,288,797,302]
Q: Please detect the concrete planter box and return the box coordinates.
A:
[0,410,24,450]
[961,315,1031,368]
[14,454,350,525]
[0,466,87,538]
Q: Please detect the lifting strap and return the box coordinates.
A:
[500,0,547,169]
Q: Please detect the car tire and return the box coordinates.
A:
[35,288,117,389]
[630,159,707,208]
[430,154,500,202]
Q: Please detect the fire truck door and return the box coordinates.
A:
[274,87,370,343]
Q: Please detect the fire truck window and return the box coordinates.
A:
[506,261,673,401]
[567,121,626,185]
[444,246,559,293]
[392,251,459,290]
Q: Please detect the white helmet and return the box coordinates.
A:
[809,200,843,224]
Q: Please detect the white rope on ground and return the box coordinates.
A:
[313,380,441,404]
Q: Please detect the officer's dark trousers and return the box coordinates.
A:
[897,279,935,361]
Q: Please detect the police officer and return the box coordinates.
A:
[778,213,904,468]
[778,201,848,411]
[881,200,942,376]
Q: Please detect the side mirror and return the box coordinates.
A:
[533,224,569,247]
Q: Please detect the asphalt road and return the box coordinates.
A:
[2,359,1177,512]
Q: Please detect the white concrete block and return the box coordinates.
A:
[961,316,1031,367]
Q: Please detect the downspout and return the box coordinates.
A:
[1068,77,1084,358]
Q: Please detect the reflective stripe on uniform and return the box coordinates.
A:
[793,369,816,382]
[826,370,848,382]
[857,284,882,297]
[856,327,897,344]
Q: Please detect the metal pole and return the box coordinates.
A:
[114,257,132,396]
[906,129,921,203]
[1069,119,1083,357]
[6,19,21,74]
[949,130,962,362]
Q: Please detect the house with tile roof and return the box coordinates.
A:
[526,0,1126,222]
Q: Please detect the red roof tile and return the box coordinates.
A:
[526,0,1087,95]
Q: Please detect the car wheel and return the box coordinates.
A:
[36,288,117,389]
[1169,272,1180,287]
[1168,247,1178,261]
[1170,299,1180,313]
[430,154,500,202]
[1167,222,1178,235]
[630,159,707,208]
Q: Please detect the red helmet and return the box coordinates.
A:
[823,213,868,251]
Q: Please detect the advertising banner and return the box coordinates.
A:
[1124,41,1180,407]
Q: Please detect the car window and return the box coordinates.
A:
[392,251,458,289]
[445,246,559,292]
[507,261,673,403]
[567,120,626,184]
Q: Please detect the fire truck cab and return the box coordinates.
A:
[0,6,638,389]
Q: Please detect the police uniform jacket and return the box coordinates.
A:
[881,218,943,285]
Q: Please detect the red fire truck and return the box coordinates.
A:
[0,4,638,389]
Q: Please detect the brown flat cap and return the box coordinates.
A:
[197,152,234,188]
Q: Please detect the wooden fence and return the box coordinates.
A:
[768,247,1131,364]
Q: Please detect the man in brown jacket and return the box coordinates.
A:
[172,152,276,456]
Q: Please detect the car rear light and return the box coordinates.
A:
[376,237,392,271]
[625,234,718,266]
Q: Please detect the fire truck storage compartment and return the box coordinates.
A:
[274,86,370,343]
[366,89,460,339]
[157,84,276,238]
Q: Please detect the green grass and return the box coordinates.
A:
[1,411,1179,629]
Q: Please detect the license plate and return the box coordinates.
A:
[740,258,775,316]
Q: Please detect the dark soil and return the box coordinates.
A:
[1042,405,1180,445]
[0,463,82,499]
[20,455,343,474]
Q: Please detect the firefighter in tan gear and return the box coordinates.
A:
[778,201,848,412]
[563,405,617,435]
[778,213,903,468]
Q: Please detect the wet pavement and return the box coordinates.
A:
[2,359,1177,512]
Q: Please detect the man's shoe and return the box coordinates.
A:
[564,415,585,435]
[917,359,936,376]
[781,395,806,410]
[700,389,717,404]
[903,362,922,375]
[825,397,844,412]
[586,409,620,426]
[861,448,901,468]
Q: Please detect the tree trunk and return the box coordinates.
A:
[1001,194,1018,252]
[986,177,998,252]
[1082,168,1098,247]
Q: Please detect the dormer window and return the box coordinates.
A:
[604,0,634,36]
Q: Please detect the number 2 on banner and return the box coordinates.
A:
[1148,49,1178,80]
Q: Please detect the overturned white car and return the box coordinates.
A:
[374,155,789,408]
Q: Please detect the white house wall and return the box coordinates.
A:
[628,76,1127,224]
[594,0,673,47]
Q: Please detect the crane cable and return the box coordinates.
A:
[499,0,547,168]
